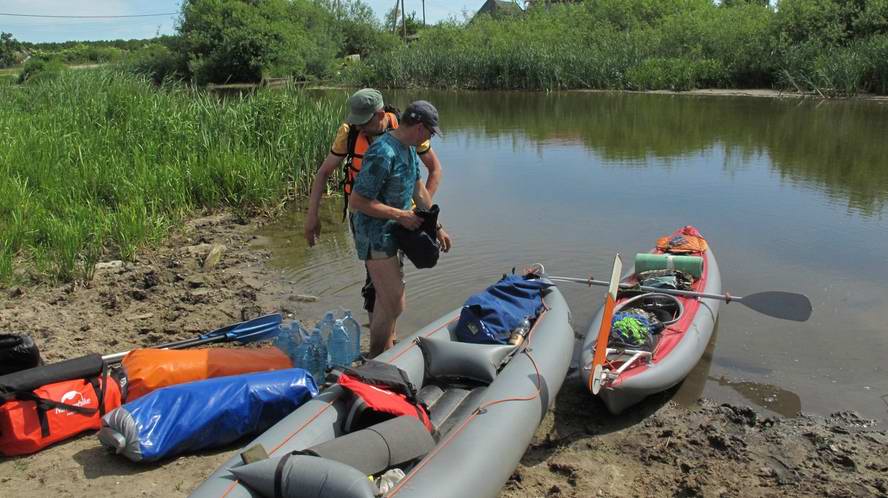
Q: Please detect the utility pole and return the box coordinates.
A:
[401,0,407,41]
[423,0,426,26]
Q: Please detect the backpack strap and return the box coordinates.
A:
[0,363,109,437]
[341,125,361,221]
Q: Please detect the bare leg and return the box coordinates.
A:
[366,256,405,357]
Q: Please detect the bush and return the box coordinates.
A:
[123,43,188,84]
[17,57,65,84]
[179,0,339,84]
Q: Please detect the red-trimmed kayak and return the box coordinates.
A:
[580,226,721,414]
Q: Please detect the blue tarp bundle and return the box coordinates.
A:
[454,274,552,344]
[98,368,317,462]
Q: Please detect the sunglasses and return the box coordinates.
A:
[423,123,436,137]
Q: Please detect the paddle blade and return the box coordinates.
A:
[588,254,622,394]
[225,313,283,343]
[739,292,812,322]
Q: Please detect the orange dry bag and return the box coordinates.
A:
[122,347,293,400]
[0,354,123,456]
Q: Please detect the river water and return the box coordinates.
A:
[255,90,888,423]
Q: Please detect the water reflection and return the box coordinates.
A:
[373,90,888,217]
[708,375,803,418]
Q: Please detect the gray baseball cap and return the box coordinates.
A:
[403,100,442,137]
[346,88,384,125]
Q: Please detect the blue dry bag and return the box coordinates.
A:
[454,274,552,344]
[98,368,318,462]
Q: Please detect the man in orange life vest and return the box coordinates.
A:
[304,89,443,315]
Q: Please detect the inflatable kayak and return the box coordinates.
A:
[580,226,721,414]
[189,282,573,498]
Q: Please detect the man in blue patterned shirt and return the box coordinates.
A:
[349,101,452,357]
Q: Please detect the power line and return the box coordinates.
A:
[0,12,177,19]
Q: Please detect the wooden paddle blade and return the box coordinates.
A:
[739,292,812,322]
[588,254,622,394]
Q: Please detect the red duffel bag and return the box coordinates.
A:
[0,354,123,456]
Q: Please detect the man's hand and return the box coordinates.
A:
[395,210,422,230]
[437,227,452,253]
[304,215,321,246]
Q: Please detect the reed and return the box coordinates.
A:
[343,1,886,95]
[0,69,341,284]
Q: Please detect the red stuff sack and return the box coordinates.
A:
[0,354,123,456]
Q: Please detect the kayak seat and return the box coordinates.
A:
[427,387,471,431]
[417,384,445,407]
[342,394,393,434]
[416,337,514,385]
[434,387,487,438]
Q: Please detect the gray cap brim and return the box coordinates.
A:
[345,111,374,126]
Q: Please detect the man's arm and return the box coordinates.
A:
[419,148,442,197]
[349,191,421,230]
[303,152,343,246]
[412,178,433,211]
[412,179,451,252]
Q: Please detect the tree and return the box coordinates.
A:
[178,0,338,84]
[1,32,22,68]
[384,5,423,38]
[334,1,400,57]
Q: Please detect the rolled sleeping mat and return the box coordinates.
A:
[231,453,377,498]
[0,353,103,393]
[304,415,435,475]
[98,368,317,462]
[634,253,704,279]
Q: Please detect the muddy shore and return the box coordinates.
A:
[1,212,885,497]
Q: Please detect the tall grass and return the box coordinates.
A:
[0,69,340,285]
[344,1,887,96]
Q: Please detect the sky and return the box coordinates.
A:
[0,0,484,43]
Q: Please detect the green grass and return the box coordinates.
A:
[0,69,341,285]
[344,1,887,96]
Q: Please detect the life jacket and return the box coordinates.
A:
[0,354,124,456]
[656,225,708,254]
[341,108,400,218]
[337,360,432,432]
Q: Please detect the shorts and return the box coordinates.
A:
[350,213,403,312]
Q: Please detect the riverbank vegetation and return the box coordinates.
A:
[0,70,340,284]
[6,1,886,95]
[345,0,888,96]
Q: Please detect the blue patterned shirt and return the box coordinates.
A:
[351,133,421,259]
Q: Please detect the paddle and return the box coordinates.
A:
[102,313,283,363]
[588,254,622,395]
[547,276,812,322]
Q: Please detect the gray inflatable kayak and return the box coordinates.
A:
[189,284,573,498]
[580,235,721,415]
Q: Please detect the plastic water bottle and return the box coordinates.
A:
[304,327,328,384]
[341,310,362,361]
[292,336,312,371]
[508,317,532,346]
[317,311,336,344]
[328,319,352,368]
[274,320,306,365]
